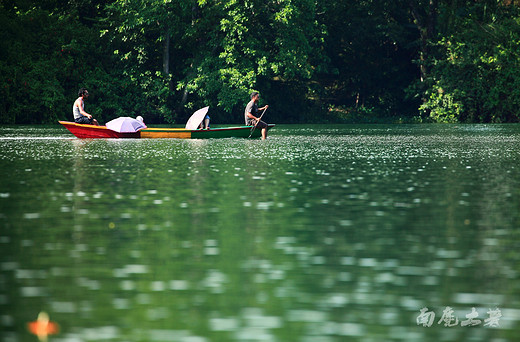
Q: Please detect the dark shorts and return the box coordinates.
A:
[247,120,268,129]
[75,116,93,124]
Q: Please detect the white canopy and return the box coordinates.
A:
[185,107,209,130]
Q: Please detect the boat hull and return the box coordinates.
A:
[59,121,274,139]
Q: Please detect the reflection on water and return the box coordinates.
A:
[1,124,520,341]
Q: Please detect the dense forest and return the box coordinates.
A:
[1,0,520,124]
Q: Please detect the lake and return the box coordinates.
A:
[1,124,519,342]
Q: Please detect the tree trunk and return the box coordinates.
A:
[408,0,438,82]
[163,31,170,75]
[179,2,201,109]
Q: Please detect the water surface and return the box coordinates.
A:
[1,124,519,341]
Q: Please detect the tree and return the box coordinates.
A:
[105,0,326,123]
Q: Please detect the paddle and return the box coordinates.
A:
[248,107,268,138]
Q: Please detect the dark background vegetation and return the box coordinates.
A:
[1,0,520,124]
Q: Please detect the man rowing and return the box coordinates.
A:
[244,91,269,140]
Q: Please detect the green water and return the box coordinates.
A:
[1,124,519,342]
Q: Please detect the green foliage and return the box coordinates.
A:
[0,6,67,124]
[420,85,463,123]
[419,4,520,122]
[102,0,328,123]
[2,0,520,124]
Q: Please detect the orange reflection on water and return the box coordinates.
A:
[27,312,59,342]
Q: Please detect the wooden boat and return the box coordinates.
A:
[59,121,275,139]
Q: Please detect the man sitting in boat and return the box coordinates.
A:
[199,114,210,130]
[73,88,99,125]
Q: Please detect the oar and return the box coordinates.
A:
[248,107,268,138]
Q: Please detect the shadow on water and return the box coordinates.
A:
[0,124,519,341]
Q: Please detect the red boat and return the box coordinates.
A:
[59,121,140,138]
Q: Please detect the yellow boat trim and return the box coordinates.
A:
[140,128,192,139]
[58,121,112,130]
